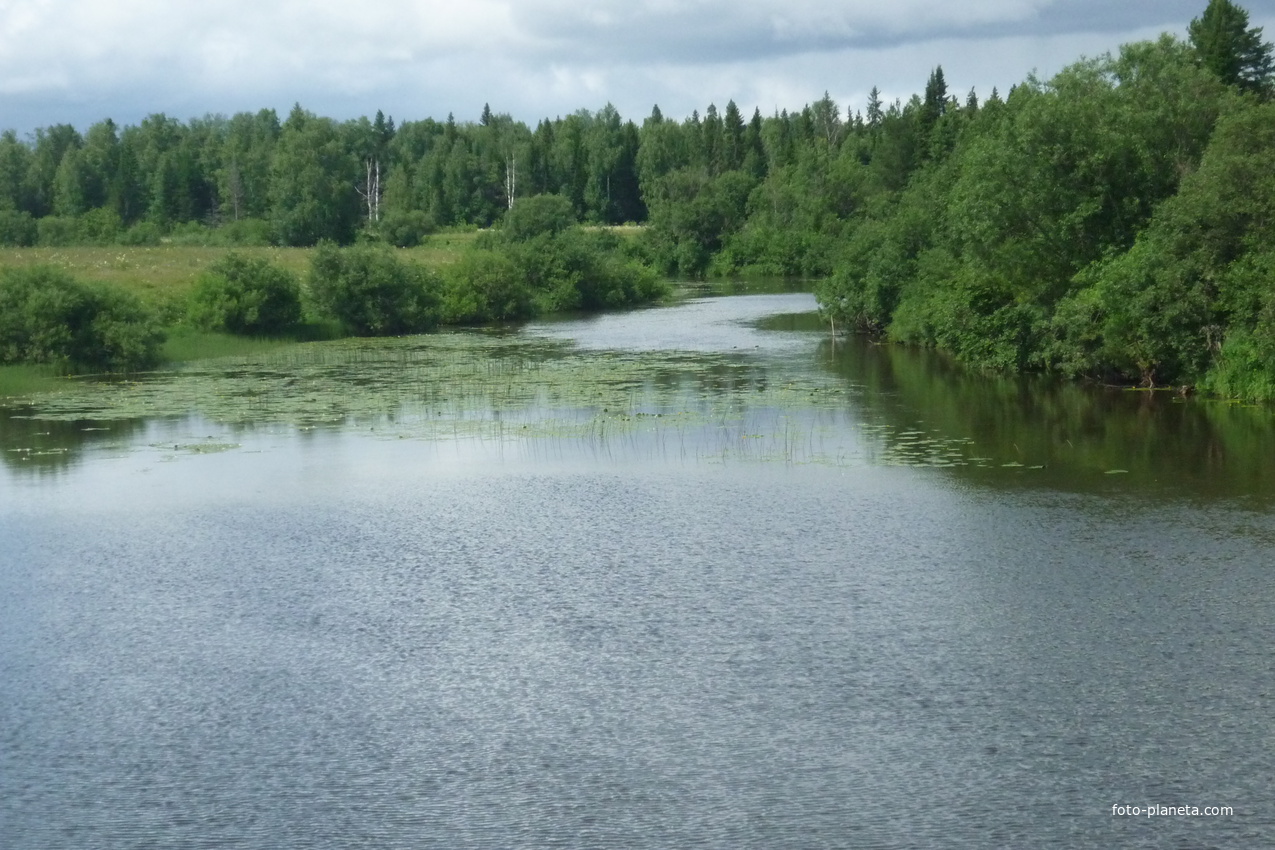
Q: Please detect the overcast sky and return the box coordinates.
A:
[2,0,1273,135]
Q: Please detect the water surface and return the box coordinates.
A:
[2,291,1273,848]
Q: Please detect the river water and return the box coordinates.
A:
[2,290,1273,848]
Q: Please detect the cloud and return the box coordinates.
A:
[0,0,1271,133]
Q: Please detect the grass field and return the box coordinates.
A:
[0,231,484,311]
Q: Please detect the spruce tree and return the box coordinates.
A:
[1188,0,1273,94]
[922,67,947,127]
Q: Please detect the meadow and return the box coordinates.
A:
[0,232,482,313]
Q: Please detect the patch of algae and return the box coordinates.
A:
[2,332,986,468]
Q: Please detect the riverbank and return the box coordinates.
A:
[0,224,666,386]
[0,235,482,315]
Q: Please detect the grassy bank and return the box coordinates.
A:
[0,233,482,312]
[0,226,664,396]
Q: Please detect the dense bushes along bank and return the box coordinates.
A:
[0,198,666,373]
[811,26,1275,398]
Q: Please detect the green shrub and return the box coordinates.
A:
[308,243,441,335]
[118,221,163,245]
[189,253,302,335]
[444,222,667,322]
[378,210,435,247]
[36,216,79,247]
[0,266,163,371]
[77,208,123,244]
[441,250,531,323]
[216,218,275,246]
[0,210,37,246]
[166,222,214,246]
[501,194,576,242]
[502,228,666,314]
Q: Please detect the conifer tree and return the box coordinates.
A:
[1188,0,1273,93]
[866,87,884,129]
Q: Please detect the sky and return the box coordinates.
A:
[1,0,1273,135]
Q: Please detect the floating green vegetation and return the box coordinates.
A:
[0,329,1011,470]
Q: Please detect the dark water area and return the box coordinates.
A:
[3,291,1274,848]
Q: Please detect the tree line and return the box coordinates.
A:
[0,101,650,247]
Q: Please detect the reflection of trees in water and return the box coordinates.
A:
[0,410,147,476]
[817,336,1275,498]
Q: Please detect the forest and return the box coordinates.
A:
[1,0,1273,397]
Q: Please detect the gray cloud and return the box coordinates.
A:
[0,1,1271,134]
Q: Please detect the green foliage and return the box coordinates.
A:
[643,168,755,276]
[815,33,1263,391]
[377,210,434,247]
[308,242,441,335]
[270,109,361,246]
[1188,0,1274,93]
[1037,98,1275,387]
[441,249,531,323]
[0,210,36,246]
[444,224,666,322]
[716,155,862,277]
[817,165,946,332]
[189,253,302,335]
[1073,239,1215,385]
[1204,249,1275,399]
[36,216,80,246]
[77,208,123,244]
[216,218,275,246]
[0,266,163,371]
[118,221,163,245]
[501,194,576,241]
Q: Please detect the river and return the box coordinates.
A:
[2,289,1272,848]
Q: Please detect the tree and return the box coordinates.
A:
[25,125,81,218]
[53,148,91,217]
[218,109,278,222]
[866,87,884,129]
[810,92,842,154]
[922,66,948,134]
[722,100,745,170]
[269,107,360,244]
[1188,0,1274,93]
[0,131,32,212]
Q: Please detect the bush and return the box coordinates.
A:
[441,250,531,323]
[0,266,163,371]
[378,210,435,248]
[77,208,123,244]
[118,221,163,245]
[501,194,576,242]
[308,243,441,335]
[36,216,79,247]
[167,221,214,246]
[0,210,37,246]
[189,253,302,335]
[443,223,668,322]
[216,218,275,246]
[501,228,667,314]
